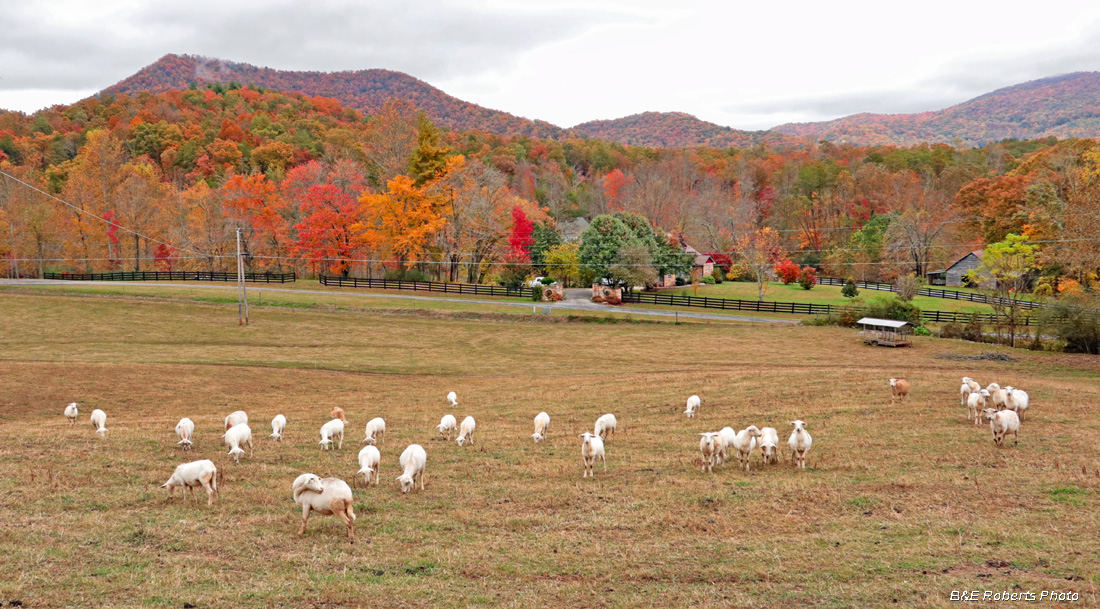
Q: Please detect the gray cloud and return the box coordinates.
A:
[0,0,622,93]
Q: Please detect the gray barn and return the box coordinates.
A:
[927,250,983,287]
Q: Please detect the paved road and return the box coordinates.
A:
[1,279,797,324]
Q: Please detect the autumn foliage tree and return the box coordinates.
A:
[735,227,784,300]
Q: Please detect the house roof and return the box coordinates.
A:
[559,217,589,241]
[857,317,914,329]
[678,243,713,267]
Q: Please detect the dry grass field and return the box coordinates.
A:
[1,288,1098,608]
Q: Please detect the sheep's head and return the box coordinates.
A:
[986,383,1000,391]
[1004,386,1015,393]
[744,425,762,438]
[962,377,972,383]
[980,389,990,397]
[790,420,807,432]
[95,427,108,436]
[578,432,596,447]
[293,473,323,502]
[396,474,414,494]
[980,408,998,421]
[889,378,898,387]
[228,446,245,460]
[532,432,544,443]
[684,409,694,417]
[319,439,332,448]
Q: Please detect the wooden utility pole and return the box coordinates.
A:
[236,227,249,325]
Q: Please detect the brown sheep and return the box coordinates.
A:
[330,406,347,422]
[889,378,910,403]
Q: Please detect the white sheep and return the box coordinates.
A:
[684,395,701,418]
[1004,387,1030,422]
[594,413,617,439]
[579,432,606,478]
[456,416,476,447]
[90,409,108,437]
[361,417,386,445]
[436,414,457,440]
[986,383,1007,409]
[319,418,345,450]
[160,459,218,505]
[967,390,989,425]
[64,402,79,425]
[175,417,195,450]
[982,408,1020,447]
[224,410,248,432]
[716,426,737,466]
[532,411,550,443]
[960,377,980,405]
[396,444,427,493]
[698,432,720,473]
[270,414,286,441]
[758,427,780,465]
[788,420,812,469]
[447,391,458,407]
[356,445,381,486]
[292,474,356,540]
[223,423,253,463]
[732,426,762,471]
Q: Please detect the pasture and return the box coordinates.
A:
[1,289,1098,608]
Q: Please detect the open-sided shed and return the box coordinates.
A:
[857,317,915,347]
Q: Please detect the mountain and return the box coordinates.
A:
[100,54,564,138]
[571,111,796,149]
[773,72,1100,146]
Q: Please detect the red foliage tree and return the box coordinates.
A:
[508,205,534,262]
[774,259,801,284]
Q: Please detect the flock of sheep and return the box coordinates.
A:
[58,375,1031,541]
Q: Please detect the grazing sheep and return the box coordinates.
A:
[64,402,79,425]
[447,391,458,407]
[396,444,427,494]
[1004,387,1030,422]
[732,426,762,471]
[960,377,980,405]
[456,416,476,447]
[436,414,457,440]
[698,432,720,473]
[223,423,253,463]
[90,409,108,437]
[330,406,347,422]
[292,474,356,540]
[532,412,550,443]
[716,427,737,466]
[594,413,618,439]
[889,378,910,402]
[161,459,218,505]
[787,420,812,469]
[319,418,345,451]
[982,408,1020,447]
[578,432,606,478]
[224,410,248,432]
[175,417,195,450]
[759,427,780,465]
[967,390,989,425]
[985,383,1007,409]
[356,445,381,486]
[684,395,701,418]
[270,414,286,441]
[361,417,386,445]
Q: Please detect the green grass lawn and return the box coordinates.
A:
[683,280,997,314]
[0,289,1098,607]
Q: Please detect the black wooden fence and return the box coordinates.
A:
[817,277,1042,310]
[620,291,1024,325]
[44,271,297,283]
[319,275,530,297]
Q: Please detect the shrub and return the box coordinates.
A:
[530,287,544,302]
[540,277,555,285]
[806,303,863,327]
[798,266,817,290]
[774,259,800,284]
[383,268,431,282]
[1040,296,1100,354]
[498,264,530,289]
[702,275,716,284]
[711,267,725,284]
[864,295,921,324]
[895,273,921,301]
[675,276,685,286]
[913,326,932,336]
[940,314,986,343]
[841,279,859,299]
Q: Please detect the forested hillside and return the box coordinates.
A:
[1,85,1097,293]
[572,112,795,149]
[775,73,1100,146]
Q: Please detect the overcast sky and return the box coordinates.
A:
[3,0,1100,130]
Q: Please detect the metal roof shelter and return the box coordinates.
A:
[857,317,915,347]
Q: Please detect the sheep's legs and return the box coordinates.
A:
[1013,430,1018,445]
[299,505,312,535]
